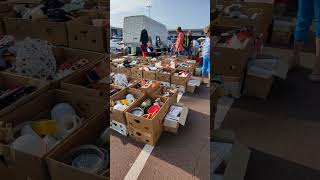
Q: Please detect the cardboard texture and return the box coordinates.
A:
[67,14,107,53]
[131,67,143,79]
[163,103,188,134]
[0,90,104,180]
[245,74,274,99]
[0,73,49,116]
[221,75,244,99]
[46,113,109,180]
[118,67,131,76]
[110,88,145,125]
[125,96,170,145]
[212,129,251,180]
[213,25,253,76]
[152,86,178,106]
[171,71,190,87]
[156,71,172,83]
[143,70,157,80]
[3,14,68,46]
[62,60,109,97]
[140,80,160,95]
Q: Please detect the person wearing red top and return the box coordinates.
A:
[175,27,185,56]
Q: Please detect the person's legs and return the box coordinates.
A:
[310,0,320,81]
[292,0,314,68]
[202,56,209,83]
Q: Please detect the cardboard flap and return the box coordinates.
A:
[248,58,288,79]
[178,107,188,126]
[223,143,251,180]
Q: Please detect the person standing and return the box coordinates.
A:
[176,27,185,56]
[202,26,210,87]
[183,30,193,57]
[140,29,149,57]
[192,39,200,59]
[291,0,320,81]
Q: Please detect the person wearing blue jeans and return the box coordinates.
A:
[202,26,210,87]
[292,0,320,81]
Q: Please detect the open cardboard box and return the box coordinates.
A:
[152,86,178,106]
[6,46,104,87]
[139,80,161,95]
[3,12,69,46]
[212,25,254,76]
[163,103,188,134]
[171,70,191,87]
[110,88,146,125]
[125,95,170,145]
[0,89,104,180]
[0,72,49,116]
[62,60,109,97]
[212,130,251,180]
[67,12,107,53]
[46,113,109,180]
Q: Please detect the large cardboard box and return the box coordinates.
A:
[62,60,109,97]
[7,47,105,87]
[67,13,107,53]
[125,96,170,145]
[171,71,190,87]
[156,70,172,83]
[46,113,109,180]
[152,86,178,106]
[110,88,145,125]
[3,14,69,46]
[131,67,143,79]
[143,70,157,80]
[244,74,273,99]
[0,90,104,180]
[213,25,253,76]
[0,73,49,116]
[163,103,188,134]
[140,80,160,95]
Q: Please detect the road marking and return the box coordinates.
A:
[124,92,184,180]
[214,97,234,129]
[124,145,154,180]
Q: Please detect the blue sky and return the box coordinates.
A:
[111,0,210,29]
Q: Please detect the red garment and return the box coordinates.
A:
[175,32,185,51]
[141,44,148,57]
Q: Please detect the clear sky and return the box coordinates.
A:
[111,0,210,29]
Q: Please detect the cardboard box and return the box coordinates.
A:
[221,75,244,99]
[125,96,170,145]
[62,60,109,97]
[140,80,160,95]
[195,67,202,76]
[118,67,131,76]
[186,77,201,93]
[111,120,128,136]
[3,14,68,46]
[46,113,109,180]
[143,70,157,80]
[156,71,172,83]
[127,124,162,145]
[131,67,143,79]
[171,71,190,87]
[7,47,104,88]
[152,86,178,106]
[0,73,49,116]
[67,13,107,53]
[0,90,104,180]
[110,88,145,125]
[244,74,274,99]
[163,103,188,134]
[212,129,251,180]
[213,25,253,76]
